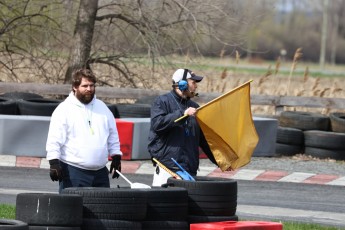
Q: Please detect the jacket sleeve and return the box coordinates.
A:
[150,96,184,135]
[46,105,66,160]
[199,129,218,166]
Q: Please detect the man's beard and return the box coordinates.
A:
[76,92,94,104]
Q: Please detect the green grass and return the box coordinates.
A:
[135,55,345,79]
[0,204,15,219]
[283,221,344,230]
[1,203,344,229]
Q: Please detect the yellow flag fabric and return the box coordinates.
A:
[196,80,259,171]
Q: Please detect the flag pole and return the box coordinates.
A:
[174,79,253,123]
[174,114,189,123]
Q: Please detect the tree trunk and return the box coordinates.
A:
[319,0,328,69]
[330,0,341,65]
[64,0,98,83]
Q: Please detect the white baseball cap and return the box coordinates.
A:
[172,69,203,83]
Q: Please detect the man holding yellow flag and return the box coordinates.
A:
[148,69,218,186]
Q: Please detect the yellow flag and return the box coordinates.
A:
[196,80,259,171]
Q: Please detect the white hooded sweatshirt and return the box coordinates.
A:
[46,92,122,170]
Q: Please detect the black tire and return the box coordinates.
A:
[304,130,345,150]
[169,177,237,196]
[17,99,61,116]
[116,103,151,118]
[0,97,18,115]
[330,112,345,133]
[141,221,189,230]
[275,143,303,156]
[0,92,43,100]
[61,187,147,221]
[82,219,141,230]
[188,215,239,224]
[304,147,345,160]
[29,227,80,230]
[15,193,83,226]
[0,219,28,230]
[279,111,330,131]
[106,104,120,118]
[276,126,304,145]
[146,187,188,221]
[167,177,237,216]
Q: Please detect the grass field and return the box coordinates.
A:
[172,56,345,98]
[0,204,15,219]
[116,55,345,101]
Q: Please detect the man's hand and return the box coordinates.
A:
[110,155,121,179]
[49,159,62,182]
[184,107,197,116]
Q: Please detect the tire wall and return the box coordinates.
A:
[277,111,345,160]
[0,91,151,118]
[0,97,18,115]
[167,176,239,224]
[14,185,238,230]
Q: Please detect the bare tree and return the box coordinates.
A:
[319,0,328,69]
[0,0,68,83]
[329,0,345,65]
[63,0,255,87]
[4,0,344,88]
[64,0,98,84]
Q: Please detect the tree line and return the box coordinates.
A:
[0,0,344,88]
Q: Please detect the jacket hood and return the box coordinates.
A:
[66,91,96,107]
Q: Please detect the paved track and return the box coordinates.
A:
[1,156,345,228]
[1,155,344,186]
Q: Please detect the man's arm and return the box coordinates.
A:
[150,97,183,134]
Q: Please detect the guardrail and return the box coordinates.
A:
[1,82,345,114]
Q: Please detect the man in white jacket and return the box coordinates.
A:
[46,68,122,193]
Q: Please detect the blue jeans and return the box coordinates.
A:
[59,161,110,193]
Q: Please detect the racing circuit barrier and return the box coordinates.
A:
[0,115,277,159]
[0,82,345,159]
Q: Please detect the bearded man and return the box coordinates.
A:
[46,68,122,193]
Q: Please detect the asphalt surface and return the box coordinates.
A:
[1,154,344,186]
[1,154,345,228]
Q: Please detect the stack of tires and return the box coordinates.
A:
[116,104,151,118]
[276,126,304,156]
[0,96,18,115]
[61,186,190,230]
[303,112,345,160]
[142,187,189,230]
[12,176,239,230]
[12,179,237,230]
[62,187,147,230]
[167,176,238,224]
[0,91,123,118]
[17,98,62,116]
[15,193,83,229]
[0,92,61,116]
[276,111,345,160]
[0,92,45,115]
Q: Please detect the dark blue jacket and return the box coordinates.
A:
[148,90,217,175]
